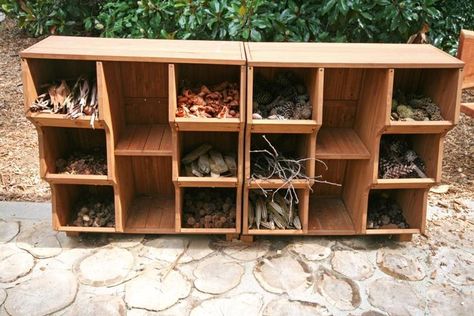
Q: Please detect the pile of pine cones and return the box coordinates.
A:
[72,199,115,227]
[181,144,236,177]
[56,149,107,175]
[367,192,409,229]
[379,136,427,179]
[30,77,98,127]
[252,71,312,120]
[176,81,239,118]
[391,90,443,121]
[182,189,236,229]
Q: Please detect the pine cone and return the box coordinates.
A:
[253,90,273,105]
[412,108,429,121]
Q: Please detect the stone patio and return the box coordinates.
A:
[0,200,473,316]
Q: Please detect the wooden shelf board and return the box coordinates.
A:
[372,178,436,189]
[247,179,310,189]
[176,177,239,187]
[366,228,420,235]
[57,226,116,233]
[307,197,356,235]
[245,42,463,68]
[247,229,303,235]
[28,112,104,129]
[180,228,238,234]
[315,128,370,160]
[384,121,453,134]
[250,120,318,134]
[124,195,176,234]
[461,102,474,117]
[174,118,241,132]
[21,36,246,65]
[115,124,172,156]
[45,173,112,185]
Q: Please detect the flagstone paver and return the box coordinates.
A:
[0,200,473,315]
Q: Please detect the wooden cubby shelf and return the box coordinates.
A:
[22,37,462,239]
[51,184,116,233]
[115,124,172,156]
[315,127,370,160]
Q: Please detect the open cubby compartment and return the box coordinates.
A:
[316,68,391,160]
[247,133,315,188]
[22,58,100,126]
[247,66,322,133]
[115,156,175,234]
[169,63,246,131]
[243,186,308,235]
[51,184,116,232]
[99,61,172,157]
[365,189,427,234]
[308,159,373,235]
[177,187,241,234]
[177,131,241,186]
[40,126,109,183]
[374,134,443,187]
[387,67,463,133]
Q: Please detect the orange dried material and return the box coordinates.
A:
[176,81,240,119]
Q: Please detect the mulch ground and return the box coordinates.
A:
[0,18,473,201]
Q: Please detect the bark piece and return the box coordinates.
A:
[181,144,212,164]
[209,150,229,174]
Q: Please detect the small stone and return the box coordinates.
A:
[75,247,134,286]
[0,219,20,243]
[331,250,375,281]
[430,184,450,194]
[125,270,191,311]
[194,256,244,294]
[4,271,78,316]
[0,244,35,283]
[254,254,313,294]
[377,250,426,281]
[262,298,331,316]
[315,268,361,311]
[190,293,263,316]
[367,278,423,315]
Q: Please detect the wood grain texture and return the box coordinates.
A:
[21,36,246,65]
[124,195,175,234]
[307,196,356,235]
[458,29,474,89]
[315,128,370,159]
[115,124,172,156]
[245,42,463,68]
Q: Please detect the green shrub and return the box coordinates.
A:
[1,0,473,54]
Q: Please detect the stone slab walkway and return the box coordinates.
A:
[0,200,473,316]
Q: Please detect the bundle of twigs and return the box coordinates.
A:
[30,76,98,128]
[250,135,340,212]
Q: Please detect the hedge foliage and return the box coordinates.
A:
[1,0,473,54]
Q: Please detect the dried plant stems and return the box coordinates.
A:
[250,135,340,208]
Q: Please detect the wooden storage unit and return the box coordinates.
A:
[22,37,462,240]
[22,36,245,236]
[244,42,463,240]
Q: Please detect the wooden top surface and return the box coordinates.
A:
[21,36,246,65]
[245,42,464,68]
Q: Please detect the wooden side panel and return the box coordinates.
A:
[458,29,474,89]
[411,133,444,182]
[395,189,427,233]
[422,68,463,124]
[323,68,364,100]
[343,69,391,233]
[322,101,357,127]
[314,160,346,196]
